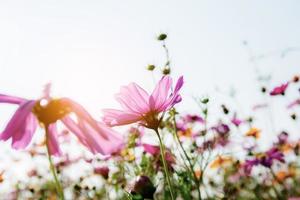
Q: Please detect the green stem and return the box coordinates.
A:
[45,127,65,200]
[172,117,202,200]
[154,128,175,200]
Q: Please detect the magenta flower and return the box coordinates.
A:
[143,143,160,155]
[243,147,284,175]
[183,114,204,124]
[0,92,124,156]
[103,75,184,129]
[270,82,289,96]
[231,113,243,127]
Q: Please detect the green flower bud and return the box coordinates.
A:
[147,64,156,71]
[157,33,167,41]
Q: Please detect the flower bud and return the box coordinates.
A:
[162,67,171,75]
[157,33,167,41]
[147,64,156,71]
[132,176,156,199]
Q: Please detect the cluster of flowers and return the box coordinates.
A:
[0,35,300,200]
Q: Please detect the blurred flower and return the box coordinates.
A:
[178,127,193,138]
[183,114,204,124]
[260,147,285,168]
[231,113,243,127]
[210,156,233,169]
[243,148,284,175]
[278,131,289,144]
[270,82,289,96]
[287,99,300,109]
[103,75,184,130]
[212,123,230,135]
[0,90,124,156]
[94,166,109,179]
[243,159,260,175]
[143,143,160,156]
[132,176,156,199]
[120,149,135,161]
[194,170,202,180]
[246,127,261,139]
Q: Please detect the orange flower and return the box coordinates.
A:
[178,128,192,138]
[246,128,261,139]
[280,143,294,153]
[275,167,295,182]
[194,170,202,179]
[210,156,233,169]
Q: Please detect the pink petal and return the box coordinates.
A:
[115,83,149,113]
[61,117,95,152]
[150,76,172,110]
[62,116,124,155]
[0,101,37,149]
[270,82,289,96]
[159,76,184,111]
[46,124,62,156]
[0,94,27,104]
[63,98,110,139]
[102,109,142,126]
[143,143,160,156]
[12,113,37,149]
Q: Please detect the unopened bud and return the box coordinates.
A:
[157,33,167,41]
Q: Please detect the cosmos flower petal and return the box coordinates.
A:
[103,75,183,128]
[0,100,36,143]
[46,124,62,156]
[62,116,97,153]
[143,143,160,155]
[102,109,142,126]
[78,119,124,155]
[62,98,111,140]
[115,83,150,113]
[270,82,289,96]
[12,113,38,149]
[159,76,184,111]
[150,76,172,110]
[0,94,27,104]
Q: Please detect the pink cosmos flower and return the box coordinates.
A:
[0,91,123,156]
[143,143,160,155]
[103,75,184,129]
[270,82,289,96]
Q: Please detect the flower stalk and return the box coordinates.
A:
[172,115,202,200]
[45,126,65,200]
[154,128,175,200]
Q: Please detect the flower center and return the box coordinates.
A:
[32,99,72,126]
[143,111,160,130]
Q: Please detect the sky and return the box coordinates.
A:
[0,1,300,145]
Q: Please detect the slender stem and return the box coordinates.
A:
[172,117,202,200]
[45,127,65,200]
[154,128,175,200]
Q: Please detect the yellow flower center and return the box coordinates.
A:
[32,99,72,126]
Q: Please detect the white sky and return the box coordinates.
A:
[0,1,300,146]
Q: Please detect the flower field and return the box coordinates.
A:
[0,33,300,200]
